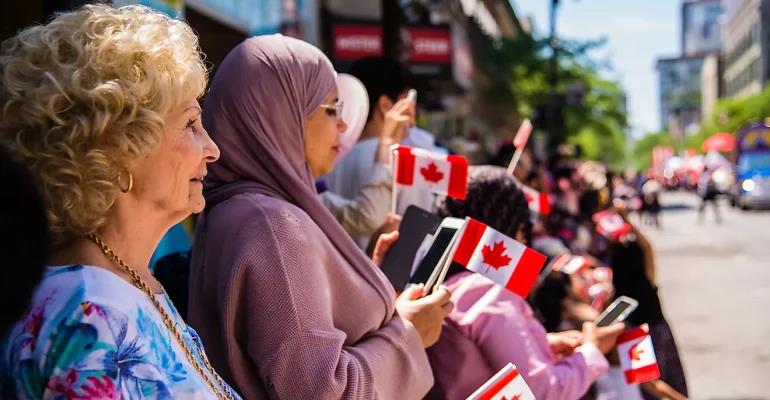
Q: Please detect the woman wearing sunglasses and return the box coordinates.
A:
[187,35,452,399]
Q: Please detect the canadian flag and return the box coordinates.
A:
[520,184,551,216]
[451,218,546,297]
[466,363,535,400]
[551,254,587,274]
[617,325,661,384]
[513,119,533,150]
[394,145,468,199]
[592,211,632,241]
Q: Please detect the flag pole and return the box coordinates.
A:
[390,144,399,215]
[506,147,523,175]
[507,119,532,176]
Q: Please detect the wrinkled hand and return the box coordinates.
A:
[367,214,402,259]
[547,330,582,358]
[581,321,625,354]
[396,284,454,348]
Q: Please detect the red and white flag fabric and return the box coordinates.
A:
[520,184,551,216]
[466,363,535,400]
[394,145,468,199]
[592,211,632,241]
[617,325,661,384]
[551,254,587,274]
[451,218,547,297]
[513,119,533,150]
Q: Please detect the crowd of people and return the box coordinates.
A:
[0,4,689,400]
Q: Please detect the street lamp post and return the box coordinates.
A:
[547,0,564,152]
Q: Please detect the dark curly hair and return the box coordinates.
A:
[438,165,533,245]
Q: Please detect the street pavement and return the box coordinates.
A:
[640,191,770,400]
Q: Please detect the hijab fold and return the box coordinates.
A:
[202,34,394,315]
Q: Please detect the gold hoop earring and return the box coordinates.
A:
[118,170,134,193]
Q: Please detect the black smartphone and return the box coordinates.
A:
[379,206,441,291]
[409,218,464,287]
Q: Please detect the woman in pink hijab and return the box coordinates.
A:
[188,35,451,399]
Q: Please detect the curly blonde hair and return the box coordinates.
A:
[0,4,207,245]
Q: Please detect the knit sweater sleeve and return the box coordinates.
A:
[228,200,432,400]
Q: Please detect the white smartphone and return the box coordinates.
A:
[595,296,638,327]
[406,88,417,103]
[410,217,464,292]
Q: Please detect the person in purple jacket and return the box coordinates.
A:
[187,35,452,399]
[427,166,625,400]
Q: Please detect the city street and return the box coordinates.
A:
[643,192,770,400]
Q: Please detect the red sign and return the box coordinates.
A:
[333,25,382,60]
[333,24,451,64]
[406,28,451,63]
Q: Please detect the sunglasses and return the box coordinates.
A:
[319,100,344,118]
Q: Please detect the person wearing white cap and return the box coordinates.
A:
[324,57,439,250]
[321,59,419,250]
[318,73,404,245]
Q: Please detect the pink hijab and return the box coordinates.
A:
[201,34,394,310]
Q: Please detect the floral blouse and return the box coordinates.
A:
[0,265,240,399]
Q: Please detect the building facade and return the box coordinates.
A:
[682,0,723,56]
[701,52,722,119]
[657,56,706,136]
[722,0,770,99]
[656,0,723,132]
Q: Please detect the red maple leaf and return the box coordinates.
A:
[481,240,512,272]
[420,162,444,183]
[501,395,522,400]
[629,343,645,361]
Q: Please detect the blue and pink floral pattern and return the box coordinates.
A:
[0,265,239,399]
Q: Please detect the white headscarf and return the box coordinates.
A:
[335,73,369,159]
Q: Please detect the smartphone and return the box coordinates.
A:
[406,89,417,103]
[380,206,442,291]
[409,217,464,288]
[595,296,638,327]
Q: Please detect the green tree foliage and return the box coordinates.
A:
[688,86,770,149]
[474,30,628,165]
[632,86,770,172]
[564,65,628,168]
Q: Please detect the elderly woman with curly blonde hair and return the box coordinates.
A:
[0,5,240,399]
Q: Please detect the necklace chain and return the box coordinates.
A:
[88,234,234,400]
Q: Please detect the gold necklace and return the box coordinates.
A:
[88,234,235,400]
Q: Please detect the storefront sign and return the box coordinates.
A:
[333,25,382,60]
[333,24,450,64]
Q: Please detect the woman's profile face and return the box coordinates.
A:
[304,87,347,178]
[128,98,220,220]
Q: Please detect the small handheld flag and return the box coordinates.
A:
[513,119,533,150]
[520,184,551,216]
[450,218,546,298]
[551,254,587,274]
[466,363,535,400]
[393,145,468,200]
[506,119,533,175]
[617,324,661,384]
[592,211,632,242]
